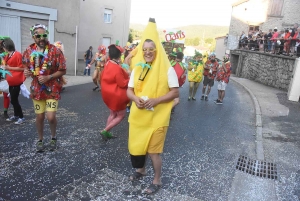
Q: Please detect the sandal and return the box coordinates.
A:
[92,86,99,91]
[129,172,146,181]
[143,184,161,195]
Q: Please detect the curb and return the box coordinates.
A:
[231,77,264,161]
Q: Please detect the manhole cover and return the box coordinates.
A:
[236,155,278,179]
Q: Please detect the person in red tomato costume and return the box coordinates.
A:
[100,42,130,140]
[2,38,25,124]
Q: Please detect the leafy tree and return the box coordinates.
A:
[128,29,133,43]
[184,38,192,46]
[192,37,200,46]
[205,38,214,44]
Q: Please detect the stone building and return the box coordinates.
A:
[0,0,131,75]
[227,0,300,50]
[215,35,230,60]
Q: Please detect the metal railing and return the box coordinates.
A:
[237,38,300,57]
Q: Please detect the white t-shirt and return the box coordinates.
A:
[128,67,179,88]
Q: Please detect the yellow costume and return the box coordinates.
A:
[129,47,138,71]
[188,61,204,82]
[128,19,173,157]
[203,52,208,63]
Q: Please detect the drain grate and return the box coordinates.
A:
[236,155,278,180]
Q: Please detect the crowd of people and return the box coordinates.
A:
[238,23,300,57]
[185,52,231,105]
[0,18,232,195]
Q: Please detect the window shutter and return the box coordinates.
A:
[270,0,284,16]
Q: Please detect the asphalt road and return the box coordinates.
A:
[0,80,256,201]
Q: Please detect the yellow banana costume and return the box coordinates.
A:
[128,18,173,167]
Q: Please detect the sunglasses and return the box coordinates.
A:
[34,34,48,39]
[142,48,156,53]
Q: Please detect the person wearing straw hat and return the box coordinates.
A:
[187,50,204,100]
[127,18,179,195]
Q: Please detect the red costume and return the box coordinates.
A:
[172,62,186,87]
[4,51,25,86]
[101,60,130,111]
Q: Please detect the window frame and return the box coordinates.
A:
[104,8,113,23]
[249,25,260,32]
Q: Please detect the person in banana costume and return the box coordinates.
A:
[127,18,179,194]
[187,50,204,100]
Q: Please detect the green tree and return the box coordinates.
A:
[205,38,214,44]
[184,38,192,46]
[192,37,200,46]
[128,29,133,43]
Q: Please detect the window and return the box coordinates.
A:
[269,0,284,16]
[249,25,260,32]
[104,8,112,23]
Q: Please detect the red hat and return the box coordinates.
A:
[108,44,124,53]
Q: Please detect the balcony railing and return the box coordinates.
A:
[237,38,300,57]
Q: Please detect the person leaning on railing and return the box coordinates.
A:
[277,30,285,55]
[270,28,279,54]
[289,23,299,57]
[257,30,264,52]
[239,31,247,49]
[283,29,291,56]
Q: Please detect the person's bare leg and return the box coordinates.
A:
[36,113,45,140]
[46,111,57,138]
[148,153,162,185]
[218,90,221,100]
[106,110,117,127]
[189,82,194,98]
[92,70,98,85]
[220,90,225,102]
[104,109,126,131]
[92,70,99,90]
[206,86,211,95]
[202,85,207,95]
[192,82,200,98]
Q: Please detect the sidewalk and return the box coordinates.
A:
[230,76,300,201]
[23,75,93,89]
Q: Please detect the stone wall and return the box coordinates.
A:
[231,50,295,91]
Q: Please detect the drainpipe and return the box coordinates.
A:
[123,0,128,46]
[75,25,78,76]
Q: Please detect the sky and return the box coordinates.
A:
[130,0,237,28]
